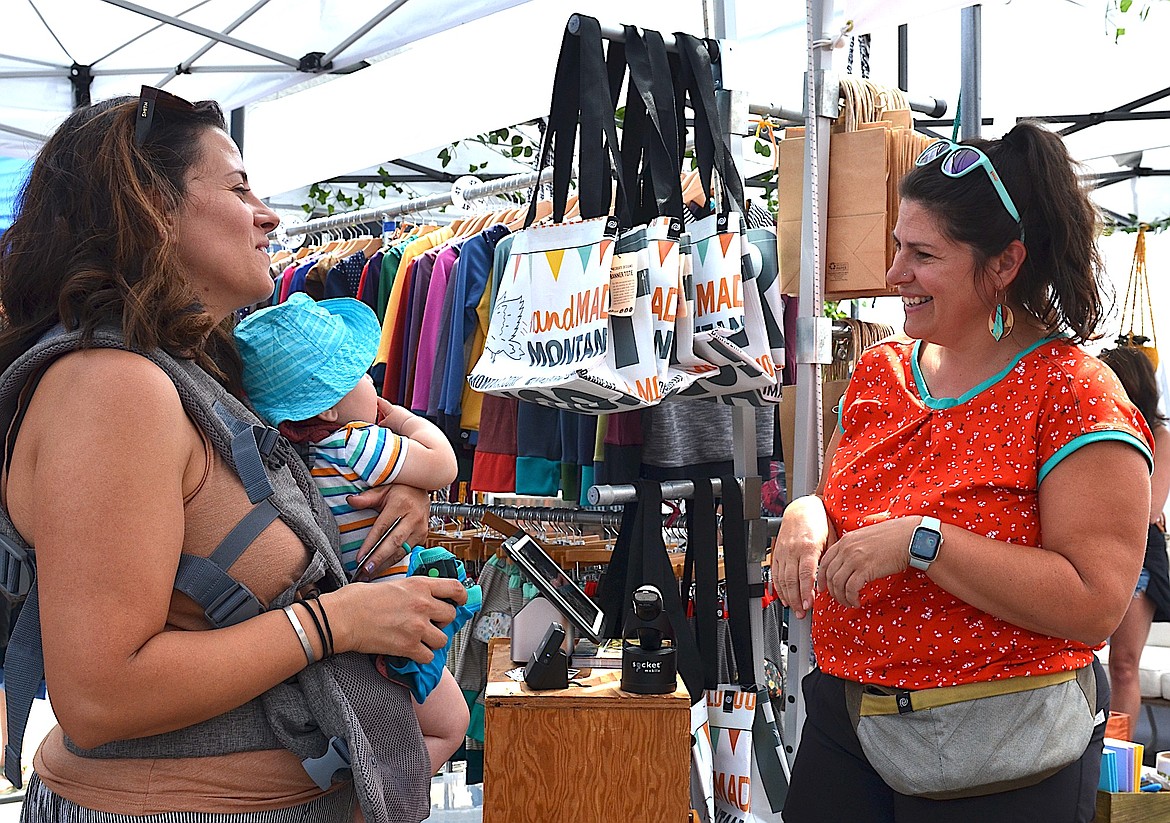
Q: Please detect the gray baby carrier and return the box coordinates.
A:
[0,324,431,823]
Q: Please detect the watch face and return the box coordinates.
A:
[910,527,940,561]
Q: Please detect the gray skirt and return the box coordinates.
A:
[20,773,356,823]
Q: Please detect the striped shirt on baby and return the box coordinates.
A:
[310,421,411,579]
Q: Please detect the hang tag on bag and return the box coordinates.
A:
[609,252,638,317]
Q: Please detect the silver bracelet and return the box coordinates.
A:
[282,604,316,665]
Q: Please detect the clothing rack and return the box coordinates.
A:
[587,479,783,538]
[430,501,622,529]
[278,165,556,238]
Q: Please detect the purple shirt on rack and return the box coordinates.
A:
[410,243,461,414]
[398,247,438,405]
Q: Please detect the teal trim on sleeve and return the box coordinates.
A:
[837,395,845,435]
[911,337,1058,409]
[1038,431,1154,485]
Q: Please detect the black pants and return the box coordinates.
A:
[782,659,1109,823]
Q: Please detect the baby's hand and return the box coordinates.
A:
[375,397,406,428]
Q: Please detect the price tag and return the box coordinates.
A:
[609,252,637,316]
[450,175,483,212]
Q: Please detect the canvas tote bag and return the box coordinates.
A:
[467,16,661,414]
[665,34,782,405]
[707,477,788,822]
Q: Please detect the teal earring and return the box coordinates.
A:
[989,300,1014,341]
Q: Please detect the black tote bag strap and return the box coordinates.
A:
[524,15,630,227]
[526,23,578,227]
[720,475,757,688]
[672,33,746,217]
[688,478,721,690]
[575,16,629,223]
[633,480,704,701]
[598,497,639,639]
[618,26,684,225]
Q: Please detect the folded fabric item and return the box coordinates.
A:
[375,548,483,703]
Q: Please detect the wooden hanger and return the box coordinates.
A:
[681,169,708,210]
[360,235,384,256]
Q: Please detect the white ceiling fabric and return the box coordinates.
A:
[1,0,1168,222]
[243,0,704,198]
[0,0,531,156]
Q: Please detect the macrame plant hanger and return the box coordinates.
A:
[1118,225,1159,368]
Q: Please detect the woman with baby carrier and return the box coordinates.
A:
[0,86,463,821]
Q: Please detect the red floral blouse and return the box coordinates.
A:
[814,337,1153,688]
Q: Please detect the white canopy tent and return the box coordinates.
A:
[0,0,532,157]
[1,0,1168,221]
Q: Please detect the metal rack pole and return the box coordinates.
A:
[430,502,622,529]
[784,0,838,767]
[587,478,724,506]
[279,166,555,238]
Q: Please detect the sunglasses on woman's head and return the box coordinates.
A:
[134,85,199,146]
[915,139,1023,231]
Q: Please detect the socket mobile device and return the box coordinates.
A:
[524,621,569,690]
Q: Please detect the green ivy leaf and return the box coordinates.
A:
[357,181,367,189]
[379,188,387,198]
[1120,0,1133,12]
[355,194,365,208]
[511,134,523,145]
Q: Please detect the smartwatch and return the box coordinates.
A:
[908,516,943,571]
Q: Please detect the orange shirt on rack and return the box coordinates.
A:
[815,337,1153,690]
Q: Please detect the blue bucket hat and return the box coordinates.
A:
[234,293,381,425]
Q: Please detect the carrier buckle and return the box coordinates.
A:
[0,533,34,603]
[204,581,262,628]
[302,735,352,790]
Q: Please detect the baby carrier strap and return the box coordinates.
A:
[0,326,331,784]
[0,327,432,822]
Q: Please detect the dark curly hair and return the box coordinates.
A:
[899,121,1106,343]
[1099,346,1166,431]
[0,90,246,391]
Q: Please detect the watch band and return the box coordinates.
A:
[909,516,943,571]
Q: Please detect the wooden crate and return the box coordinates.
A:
[483,638,691,823]
[1095,789,1170,822]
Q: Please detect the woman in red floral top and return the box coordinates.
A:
[773,121,1153,823]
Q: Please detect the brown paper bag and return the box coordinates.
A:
[777,124,897,299]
